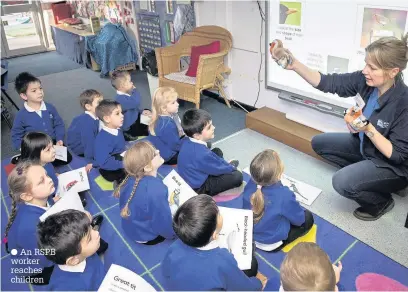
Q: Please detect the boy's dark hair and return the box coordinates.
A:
[79,89,102,110]
[280,242,336,291]
[111,70,130,90]
[173,195,218,248]
[37,209,91,265]
[20,132,53,163]
[181,109,212,138]
[15,72,41,94]
[95,99,120,123]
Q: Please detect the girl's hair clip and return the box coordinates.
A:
[257,185,262,189]
[2,237,8,244]
[16,167,23,175]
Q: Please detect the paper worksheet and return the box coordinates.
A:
[98,264,156,292]
[57,167,90,197]
[140,114,152,125]
[40,191,85,222]
[242,168,321,206]
[217,207,253,270]
[54,145,67,162]
[163,169,197,215]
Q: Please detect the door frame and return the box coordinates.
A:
[1,1,48,58]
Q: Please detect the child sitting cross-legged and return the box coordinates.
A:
[148,87,184,165]
[114,141,175,245]
[111,70,151,141]
[243,149,314,252]
[178,109,243,196]
[37,209,107,291]
[11,72,72,165]
[67,89,104,172]
[162,195,267,291]
[94,100,126,184]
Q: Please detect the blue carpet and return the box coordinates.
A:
[1,154,407,291]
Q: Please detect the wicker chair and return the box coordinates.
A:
[155,26,232,108]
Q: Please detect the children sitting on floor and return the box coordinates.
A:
[243,149,314,252]
[177,108,242,196]
[279,242,342,291]
[162,195,267,290]
[114,141,175,245]
[4,161,58,285]
[148,87,184,165]
[11,72,72,166]
[20,132,59,198]
[111,70,151,141]
[37,209,107,291]
[94,100,126,184]
[67,89,104,172]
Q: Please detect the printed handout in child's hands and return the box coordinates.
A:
[54,145,67,162]
[140,114,151,125]
[98,264,156,292]
[57,167,90,196]
[40,191,85,222]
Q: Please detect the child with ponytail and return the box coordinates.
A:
[114,141,175,245]
[242,150,314,252]
[148,87,183,165]
[4,161,56,285]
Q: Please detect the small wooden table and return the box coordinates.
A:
[50,23,95,65]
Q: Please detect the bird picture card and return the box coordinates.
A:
[40,191,85,222]
[57,167,90,196]
[54,145,67,162]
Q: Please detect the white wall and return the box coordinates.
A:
[194,1,347,133]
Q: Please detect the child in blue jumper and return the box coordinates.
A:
[178,108,242,196]
[67,89,103,172]
[162,195,267,290]
[148,87,184,165]
[114,141,175,245]
[111,70,151,141]
[37,209,107,291]
[94,100,126,183]
[11,72,72,166]
[243,149,314,252]
[20,132,106,226]
[4,161,58,285]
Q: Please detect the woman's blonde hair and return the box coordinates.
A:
[366,33,408,81]
[149,87,178,135]
[249,149,284,223]
[113,141,157,218]
[4,161,37,239]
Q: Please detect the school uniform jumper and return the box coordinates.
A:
[48,253,106,291]
[177,138,242,196]
[7,204,54,277]
[162,239,262,291]
[243,179,313,247]
[120,176,175,242]
[148,115,183,162]
[115,89,148,137]
[94,127,126,182]
[67,112,100,164]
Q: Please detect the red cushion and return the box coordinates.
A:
[185,41,221,77]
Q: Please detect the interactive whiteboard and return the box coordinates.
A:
[266,0,408,112]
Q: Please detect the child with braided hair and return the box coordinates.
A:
[114,140,175,245]
[3,161,56,285]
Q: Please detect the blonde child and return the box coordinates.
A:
[243,149,314,251]
[114,141,175,245]
[148,87,183,165]
[3,161,56,285]
[280,242,342,291]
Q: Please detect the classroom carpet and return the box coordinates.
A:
[1,142,407,291]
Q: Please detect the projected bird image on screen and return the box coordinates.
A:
[360,7,407,48]
[279,2,301,26]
